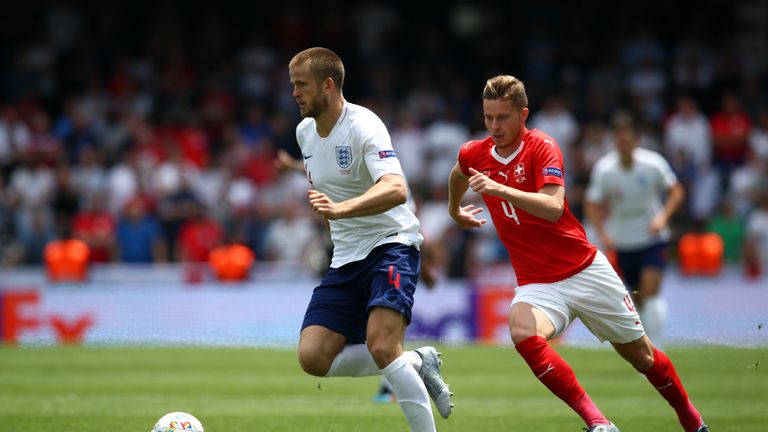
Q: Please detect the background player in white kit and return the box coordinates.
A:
[584,113,685,343]
[286,47,452,432]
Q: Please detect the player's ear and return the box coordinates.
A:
[324,76,335,92]
[520,107,529,121]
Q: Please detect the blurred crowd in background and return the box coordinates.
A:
[0,0,766,279]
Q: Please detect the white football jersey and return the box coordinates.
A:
[296,102,423,267]
[586,147,678,249]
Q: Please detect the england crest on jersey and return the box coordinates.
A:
[336,146,352,168]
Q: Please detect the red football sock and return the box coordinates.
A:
[516,335,608,427]
[643,348,702,432]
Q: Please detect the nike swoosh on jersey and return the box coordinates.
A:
[303,154,313,159]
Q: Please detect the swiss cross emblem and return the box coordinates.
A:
[514,163,525,177]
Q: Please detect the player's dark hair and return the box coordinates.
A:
[611,110,638,134]
[483,75,528,109]
[290,47,345,92]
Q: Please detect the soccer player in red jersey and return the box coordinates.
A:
[447,75,708,432]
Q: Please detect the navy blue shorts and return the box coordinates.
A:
[616,241,668,289]
[301,243,420,344]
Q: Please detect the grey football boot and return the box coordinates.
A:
[414,346,454,418]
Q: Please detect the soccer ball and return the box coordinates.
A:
[150,411,204,432]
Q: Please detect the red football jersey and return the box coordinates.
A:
[457,128,596,285]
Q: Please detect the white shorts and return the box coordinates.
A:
[511,250,645,344]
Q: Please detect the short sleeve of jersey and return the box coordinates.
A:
[457,141,475,177]
[653,152,678,189]
[585,162,606,203]
[533,136,566,190]
[361,120,404,181]
[295,118,312,150]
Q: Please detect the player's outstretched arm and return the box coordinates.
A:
[308,173,407,220]
[584,199,614,250]
[274,149,305,173]
[649,181,685,235]
[448,163,486,229]
[467,167,565,222]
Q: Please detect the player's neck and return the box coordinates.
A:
[494,131,524,158]
[315,96,345,138]
[619,153,634,169]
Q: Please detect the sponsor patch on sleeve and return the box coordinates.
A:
[378,150,397,159]
[542,167,563,177]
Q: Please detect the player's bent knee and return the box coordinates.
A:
[298,348,332,376]
[630,350,655,372]
[613,336,655,372]
[367,342,399,368]
[508,316,538,344]
[510,327,537,345]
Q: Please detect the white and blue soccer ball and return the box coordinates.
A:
[150,411,204,432]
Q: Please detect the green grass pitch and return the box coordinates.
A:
[0,344,765,431]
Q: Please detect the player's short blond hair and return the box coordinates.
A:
[483,75,528,110]
[290,47,345,92]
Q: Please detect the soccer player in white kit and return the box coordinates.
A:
[287,47,452,431]
[584,113,685,343]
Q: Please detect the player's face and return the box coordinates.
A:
[290,63,328,118]
[614,126,637,158]
[483,99,528,151]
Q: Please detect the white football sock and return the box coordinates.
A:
[381,354,436,432]
[640,295,668,344]
[325,344,380,377]
[325,345,424,377]
[405,350,422,372]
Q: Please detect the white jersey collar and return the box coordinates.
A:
[491,140,525,165]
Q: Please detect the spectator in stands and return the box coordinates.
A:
[529,94,580,190]
[706,199,745,265]
[176,201,223,262]
[664,95,714,221]
[3,208,55,266]
[710,92,752,190]
[749,108,768,162]
[744,183,768,277]
[54,98,99,165]
[0,105,31,176]
[115,196,166,263]
[50,163,80,236]
[72,191,116,263]
[25,111,63,165]
[263,197,315,265]
[8,154,55,245]
[71,146,108,205]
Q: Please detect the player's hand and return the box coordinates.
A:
[420,264,438,289]
[449,204,486,229]
[649,212,667,235]
[275,149,303,173]
[308,190,342,220]
[467,167,503,196]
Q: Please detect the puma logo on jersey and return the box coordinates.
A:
[544,139,555,148]
[497,170,509,182]
[537,363,555,378]
[655,378,674,390]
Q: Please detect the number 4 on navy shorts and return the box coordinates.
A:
[301,243,420,344]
